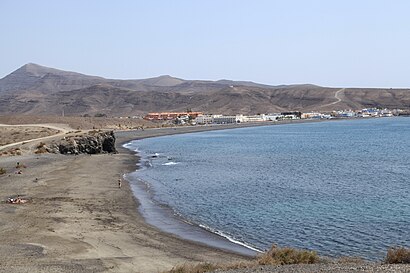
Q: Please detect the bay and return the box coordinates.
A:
[125,117,410,260]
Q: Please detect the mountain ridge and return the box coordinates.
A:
[0,63,409,116]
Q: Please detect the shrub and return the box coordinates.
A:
[8,148,21,156]
[36,142,45,149]
[258,245,319,265]
[35,147,48,154]
[385,247,410,264]
[0,168,6,175]
[164,245,320,273]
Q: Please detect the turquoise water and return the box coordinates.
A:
[125,118,410,260]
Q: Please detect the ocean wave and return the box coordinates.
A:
[198,224,263,253]
[123,142,139,152]
[162,162,179,166]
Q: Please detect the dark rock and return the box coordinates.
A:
[52,131,117,155]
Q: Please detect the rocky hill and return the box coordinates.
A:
[0,63,409,116]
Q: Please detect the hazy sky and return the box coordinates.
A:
[1,0,410,87]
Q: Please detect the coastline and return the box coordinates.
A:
[2,118,407,272]
[0,125,262,273]
[115,116,410,265]
[114,120,329,260]
[116,124,273,257]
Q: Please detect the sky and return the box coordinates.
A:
[1,0,410,88]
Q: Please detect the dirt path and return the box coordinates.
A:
[319,88,345,109]
[0,124,71,151]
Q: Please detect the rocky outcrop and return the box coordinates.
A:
[48,131,117,155]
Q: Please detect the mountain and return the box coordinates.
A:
[0,63,409,116]
[0,63,106,94]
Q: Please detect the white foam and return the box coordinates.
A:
[198,224,263,253]
[162,162,179,166]
[123,142,139,152]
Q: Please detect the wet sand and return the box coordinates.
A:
[1,120,409,273]
[0,124,269,273]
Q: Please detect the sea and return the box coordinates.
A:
[124,117,410,260]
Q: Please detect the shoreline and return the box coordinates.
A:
[0,125,256,273]
[115,116,409,264]
[1,117,407,272]
[123,152,260,257]
[114,120,332,259]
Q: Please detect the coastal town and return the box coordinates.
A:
[142,108,408,125]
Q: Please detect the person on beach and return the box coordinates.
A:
[118,178,122,188]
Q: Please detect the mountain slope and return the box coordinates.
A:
[0,63,409,116]
[0,64,190,95]
[0,63,105,94]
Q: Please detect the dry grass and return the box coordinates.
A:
[0,168,6,175]
[0,126,59,146]
[167,245,410,273]
[165,245,320,273]
[0,115,156,130]
[36,142,45,149]
[1,148,22,157]
[34,147,48,154]
[385,247,410,264]
[258,245,319,265]
[35,142,48,154]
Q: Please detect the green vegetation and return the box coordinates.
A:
[385,247,410,264]
[0,168,6,175]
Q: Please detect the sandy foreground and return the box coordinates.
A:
[0,124,260,273]
[2,121,409,273]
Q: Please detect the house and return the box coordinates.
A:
[144,111,203,121]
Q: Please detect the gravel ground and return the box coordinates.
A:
[214,264,410,273]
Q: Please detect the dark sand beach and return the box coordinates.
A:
[2,121,296,272]
[1,121,410,273]
[0,124,260,273]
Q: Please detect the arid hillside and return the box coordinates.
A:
[1,63,409,116]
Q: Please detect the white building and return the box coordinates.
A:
[244,114,265,122]
[213,115,245,124]
[301,112,322,119]
[195,115,214,124]
[264,113,283,121]
[380,109,393,117]
[333,110,356,118]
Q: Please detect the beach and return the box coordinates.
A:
[0,124,260,273]
[2,121,410,273]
